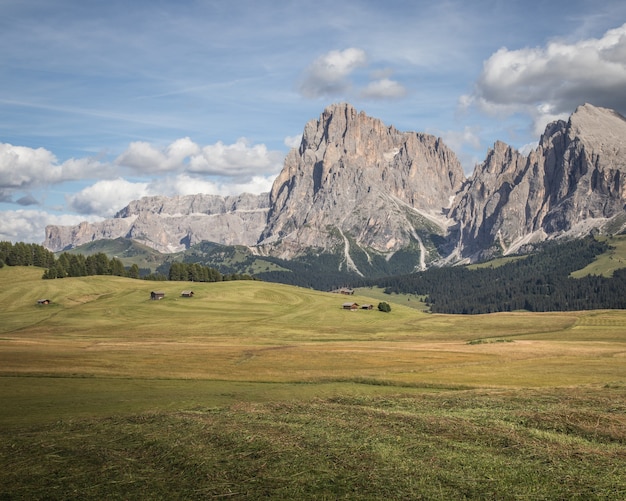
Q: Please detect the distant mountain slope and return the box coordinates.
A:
[45,193,269,253]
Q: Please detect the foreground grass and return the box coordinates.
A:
[2,267,626,499]
[2,386,625,500]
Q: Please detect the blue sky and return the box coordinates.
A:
[2,0,626,244]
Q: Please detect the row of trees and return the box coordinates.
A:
[41,252,139,279]
[0,241,255,283]
[0,241,55,268]
[168,262,254,282]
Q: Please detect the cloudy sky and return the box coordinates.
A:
[2,0,626,244]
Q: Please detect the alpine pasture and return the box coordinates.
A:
[1,266,625,499]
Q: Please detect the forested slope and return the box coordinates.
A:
[371,237,626,313]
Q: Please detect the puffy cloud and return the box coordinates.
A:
[115,137,200,173]
[147,175,221,197]
[116,137,284,179]
[0,143,105,206]
[0,209,103,244]
[0,143,103,190]
[463,23,626,132]
[67,178,150,216]
[438,126,483,174]
[298,48,367,98]
[440,126,482,152]
[188,138,284,177]
[298,49,410,102]
[225,175,275,195]
[359,78,407,99]
[0,144,57,189]
[66,170,276,219]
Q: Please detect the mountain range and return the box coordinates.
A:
[44,102,626,278]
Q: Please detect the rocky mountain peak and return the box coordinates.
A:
[449,103,626,260]
[569,103,626,140]
[44,102,626,273]
[260,103,466,268]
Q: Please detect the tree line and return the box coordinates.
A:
[368,236,626,314]
[0,241,55,269]
[167,261,255,282]
[0,241,254,283]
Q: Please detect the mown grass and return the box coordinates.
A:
[1,266,626,499]
[2,387,625,500]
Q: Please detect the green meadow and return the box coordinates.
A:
[1,266,625,499]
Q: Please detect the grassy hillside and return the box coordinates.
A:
[571,234,626,277]
[63,237,165,272]
[1,266,625,499]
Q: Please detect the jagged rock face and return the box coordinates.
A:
[44,193,269,253]
[450,104,626,259]
[259,103,465,261]
[44,103,626,269]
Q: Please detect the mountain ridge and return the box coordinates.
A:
[44,102,626,275]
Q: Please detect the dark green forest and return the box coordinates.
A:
[0,241,55,269]
[369,237,626,313]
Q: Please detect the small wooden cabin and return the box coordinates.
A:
[181,290,194,298]
[342,302,359,310]
[37,299,51,305]
[151,291,165,300]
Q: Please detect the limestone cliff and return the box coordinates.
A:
[450,104,626,259]
[258,103,465,269]
[45,193,269,253]
[44,103,626,270]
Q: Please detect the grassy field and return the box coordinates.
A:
[1,266,626,499]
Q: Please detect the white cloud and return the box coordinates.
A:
[0,143,103,192]
[466,23,626,129]
[65,171,276,220]
[115,137,200,173]
[0,209,103,244]
[225,175,275,195]
[67,178,150,217]
[298,48,367,98]
[437,126,483,174]
[116,137,284,179]
[147,175,221,197]
[519,141,538,156]
[188,138,284,177]
[529,104,570,136]
[284,134,302,149]
[359,78,407,99]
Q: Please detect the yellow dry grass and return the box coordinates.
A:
[1,266,625,388]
